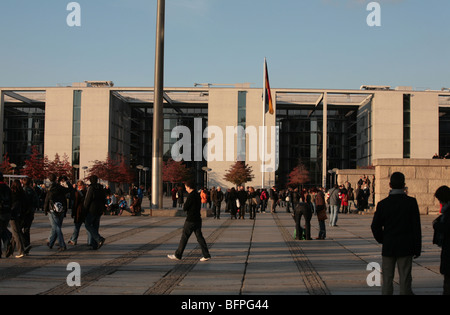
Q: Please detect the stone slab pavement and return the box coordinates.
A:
[0,205,444,299]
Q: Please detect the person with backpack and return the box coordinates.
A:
[44,174,73,252]
[260,189,268,213]
[83,175,106,250]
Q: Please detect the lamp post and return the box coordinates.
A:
[143,167,150,190]
[137,165,144,185]
[151,0,165,209]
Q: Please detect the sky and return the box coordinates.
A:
[1,0,449,90]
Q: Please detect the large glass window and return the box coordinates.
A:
[237,91,247,161]
[357,102,372,167]
[277,105,359,188]
[3,105,45,168]
[439,107,450,157]
[403,94,411,158]
[72,90,82,165]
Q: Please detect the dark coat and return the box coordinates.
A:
[371,192,422,257]
[433,203,450,275]
[11,189,25,220]
[237,190,247,205]
[183,190,202,222]
[72,189,87,223]
[0,182,11,215]
[84,183,106,216]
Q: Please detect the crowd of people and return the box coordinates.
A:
[0,172,145,259]
[2,169,450,295]
[169,176,374,241]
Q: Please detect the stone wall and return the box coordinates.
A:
[373,159,450,215]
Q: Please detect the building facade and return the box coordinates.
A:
[1,83,449,190]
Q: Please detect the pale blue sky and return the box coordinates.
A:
[1,0,449,90]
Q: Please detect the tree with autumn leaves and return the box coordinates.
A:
[87,154,135,187]
[223,161,254,187]
[162,159,192,184]
[20,147,136,188]
[287,159,311,188]
[22,146,72,180]
[0,153,14,175]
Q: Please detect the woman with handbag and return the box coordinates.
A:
[315,187,327,240]
[433,185,450,295]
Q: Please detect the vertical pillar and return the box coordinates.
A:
[151,0,165,209]
[322,92,328,189]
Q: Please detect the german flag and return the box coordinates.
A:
[264,59,274,115]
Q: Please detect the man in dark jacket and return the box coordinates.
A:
[293,200,312,240]
[168,180,211,261]
[371,172,422,295]
[44,174,73,251]
[84,175,105,250]
[211,186,224,219]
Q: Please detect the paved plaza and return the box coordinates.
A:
[0,204,444,296]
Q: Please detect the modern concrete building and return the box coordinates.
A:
[1,83,449,191]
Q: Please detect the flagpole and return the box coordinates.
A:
[262,57,267,189]
[152,0,165,209]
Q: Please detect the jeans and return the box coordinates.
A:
[48,211,65,248]
[318,220,326,239]
[175,220,210,259]
[85,212,103,247]
[70,222,92,245]
[329,204,339,226]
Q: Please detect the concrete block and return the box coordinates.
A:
[390,166,416,179]
[405,179,429,194]
[375,166,391,181]
[414,193,435,209]
[442,166,450,178]
[416,167,442,179]
[375,179,391,195]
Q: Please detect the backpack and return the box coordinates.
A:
[260,191,267,200]
[48,184,66,214]
[50,201,64,214]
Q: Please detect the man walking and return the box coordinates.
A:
[84,175,106,250]
[168,180,211,262]
[212,186,224,219]
[328,185,340,227]
[371,172,422,295]
[44,174,73,251]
